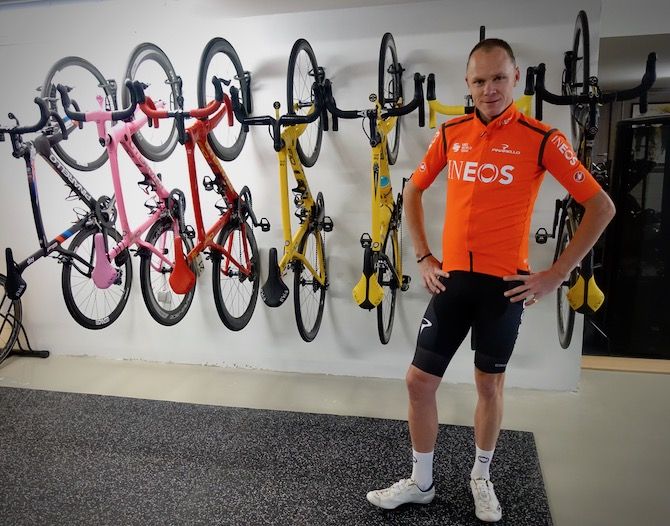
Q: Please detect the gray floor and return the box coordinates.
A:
[1,355,668,526]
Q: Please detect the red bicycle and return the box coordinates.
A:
[133,76,269,330]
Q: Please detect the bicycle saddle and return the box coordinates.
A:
[567,271,605,315]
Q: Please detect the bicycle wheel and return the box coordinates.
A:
[212,220,260,331]
[61,226,133,330]
[139,219,196,326]
[566,10,590,146]
[293,227,326,342]
[122,42,181,161]
[287,38,323,168]
[376,226,398,344]
[378,32,403,165]
[0,274,22,363]
[197,37,248,161]
[41,56,116,171]
[555,221,577,349]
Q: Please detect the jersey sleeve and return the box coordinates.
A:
[541,130,602,203]
[410,124,448,190]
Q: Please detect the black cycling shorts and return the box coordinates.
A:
[412,271,526,376]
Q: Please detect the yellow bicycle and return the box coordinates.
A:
[230,39,332,342]
[324,33,426,344]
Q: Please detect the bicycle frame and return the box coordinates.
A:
[367,108,402,283]
[179,103,260,278]
[2,113,106,300]
[275,121,326,287]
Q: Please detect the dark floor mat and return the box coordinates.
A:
[0,386,551,525]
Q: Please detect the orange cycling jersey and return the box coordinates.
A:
[411,103,601,277]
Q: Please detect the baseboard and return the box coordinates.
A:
[581,355,670,374]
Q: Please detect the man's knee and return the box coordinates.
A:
[406,365,441,401]
[474,369,505,401]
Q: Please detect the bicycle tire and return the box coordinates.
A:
[293,226,327,342]
[567,10,590,146]
[378,32,403,166]
[197,37,248,161]
[139,219,196,326]
[287,38,323,168]
[61,226,133,330]
[376,225,398,344]
[41,56,116,171]
[555,219,577,349]
[0,273,22,363]
[122,42,181,162]
[212,220,260,331]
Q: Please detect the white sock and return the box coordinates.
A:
[411,449,434,491]
[471,445,495,480]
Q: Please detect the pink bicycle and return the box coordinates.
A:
[57,81,196,326]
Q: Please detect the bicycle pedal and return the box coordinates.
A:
[202,176,215,191]
[322,215,333,233]
[401,275,411,292]
[360,233,372,248]
[184,225,196,239]
[259,217,271,232]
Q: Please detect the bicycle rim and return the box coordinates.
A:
[378,32,402,165]
[569,10,590,146]
[197,37,248,161]
[123,42,180,161]
[61,226,133,329]
[287,38,323,168]
[0,274,22,363]
[293,228,326,342]
[139,220,196,326]
[212,221,260,331]
[42,56,116,171]
[556,225,576,349]
[376,226,398,344]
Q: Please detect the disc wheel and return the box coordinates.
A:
[555,221,577,349]
[212,220,260,331]
[122,42,181,161]
[41,56,116,171]
[293,226,326,342]
[197,37,248,161]
[378,32,403,165]
[287,38,323,168]
[376,225,399,344]
[139,220,196,326]
[0,274,22,363]
[61,226,133,329]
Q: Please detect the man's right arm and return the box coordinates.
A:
[404,126,450,294]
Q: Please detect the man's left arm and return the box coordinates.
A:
[504,131,615,305]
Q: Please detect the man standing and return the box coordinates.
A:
[366,39,615,522]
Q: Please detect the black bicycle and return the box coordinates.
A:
[0,96,132,342]
[525,10,657,348]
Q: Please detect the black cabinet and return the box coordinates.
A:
[593,115,670,358]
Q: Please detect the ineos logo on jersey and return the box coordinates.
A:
[573,171,585,182]
[550,135,578,166]
[448,160,514,185]
[491,143,521,155]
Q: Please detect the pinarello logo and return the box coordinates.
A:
[419,162,426,172]
[574,171,585,182]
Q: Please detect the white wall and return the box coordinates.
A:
[0,0,603,390]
